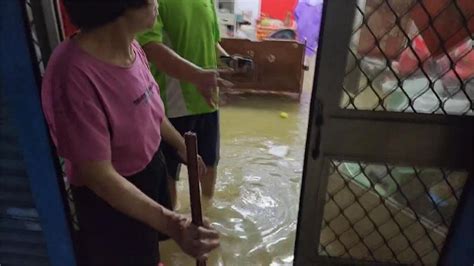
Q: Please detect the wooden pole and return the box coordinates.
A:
[184,132,206,266]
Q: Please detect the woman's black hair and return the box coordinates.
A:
[63,0,149,30]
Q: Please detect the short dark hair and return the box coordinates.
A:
[63,0,149,30]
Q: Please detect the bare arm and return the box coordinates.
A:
[142,42,233,107]
[77,161,180,235]
[77,160,216,258]
[142,42,204,85]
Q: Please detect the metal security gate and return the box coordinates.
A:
[0,79,50,266]
[295,0,473,265]
[1,0,75,265]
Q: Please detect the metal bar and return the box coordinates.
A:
[0,0,76,265]
[184,132,206,266]
[294,0,358,264]
[321,117,472,169]
[331,109,474,125]
[314,255,407,266]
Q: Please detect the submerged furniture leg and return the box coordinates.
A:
[184,132,206,266]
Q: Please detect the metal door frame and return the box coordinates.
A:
[294,0,473,265]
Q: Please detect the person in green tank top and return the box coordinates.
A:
[137,0,231,209]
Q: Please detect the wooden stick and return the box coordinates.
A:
[184,132,206,266]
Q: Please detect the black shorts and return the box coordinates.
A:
[162,111,220,180]
[71,150,171,266]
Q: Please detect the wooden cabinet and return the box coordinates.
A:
[220,38,306,99]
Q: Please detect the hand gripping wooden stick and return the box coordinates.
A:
[184,132,206,266]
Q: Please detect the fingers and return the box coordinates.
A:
[202,217,212,228]
[184,224,220,259]
[196,257,209,264]
[199,90,215,108]
[198,87,213,100]
[202,69,219,88]
[217,78,234,88]
[191,241,219,260]
[210,72,219,88]
[177,215,192,228]
[197,226,219,240]
[217,68,234,75]
[192,235,220,259]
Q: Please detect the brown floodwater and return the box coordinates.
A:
[159,58,315,265]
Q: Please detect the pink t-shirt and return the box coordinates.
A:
[42,39,164,185]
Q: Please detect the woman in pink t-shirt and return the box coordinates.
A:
[42,0,219,264]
